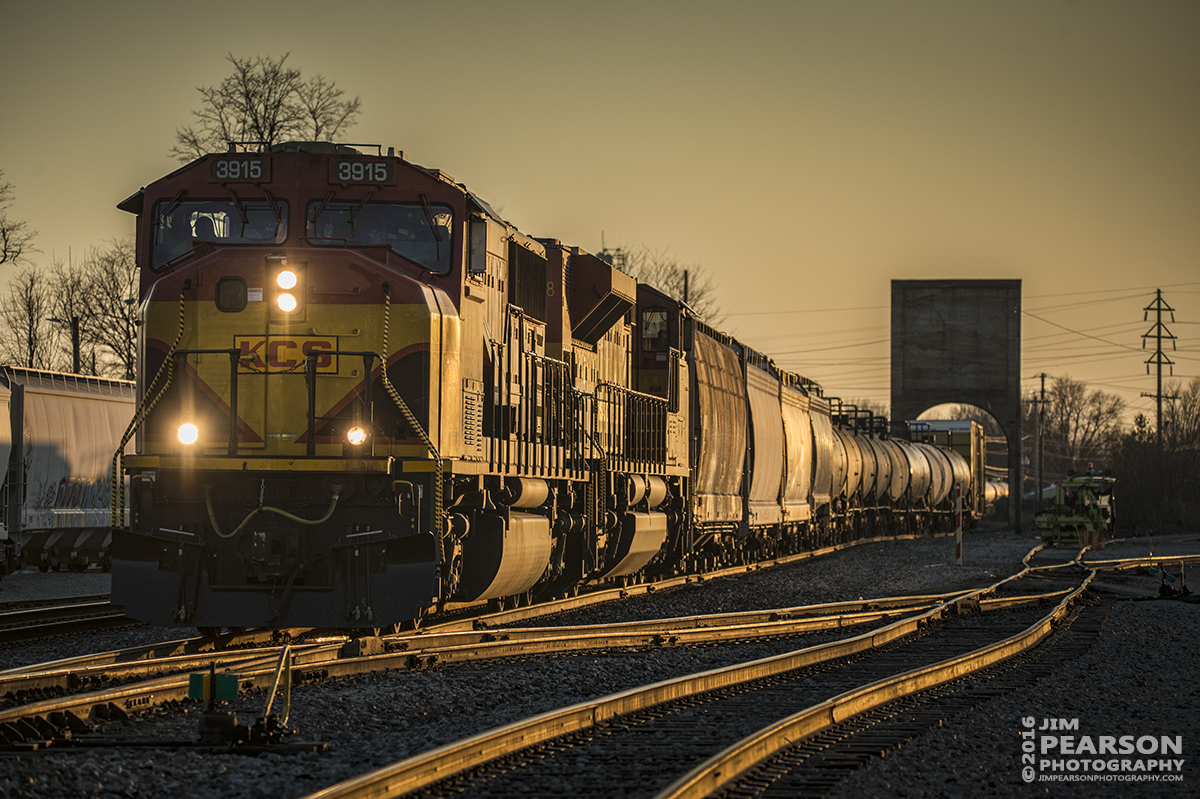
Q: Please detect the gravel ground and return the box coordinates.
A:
[828,596,1200,799]
[0,569,113,605]
[1,528,1197,799]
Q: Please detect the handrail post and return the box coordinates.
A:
[306,355,317,456]
[227,349,239,455]
[361,353,374,425]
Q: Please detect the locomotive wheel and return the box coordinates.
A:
[197,627,222,638]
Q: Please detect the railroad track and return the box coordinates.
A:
[294,548,1200,799]
[3,543,1195,784]
[0,594,132,643]
[0,530,986,735]
[0,590,963,739]
[703,599,1114,798]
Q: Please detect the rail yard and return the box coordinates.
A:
[2,528,1198,798]
[0,143,1194,799]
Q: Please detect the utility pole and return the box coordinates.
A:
[1141,289,1178,525]
[1033,372,1047,513]
[69,316,80,374]
[47,315,82,374]
[1141,289,1177,452]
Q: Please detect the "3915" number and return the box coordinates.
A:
[211,160,265,180]
[336,162,390,182]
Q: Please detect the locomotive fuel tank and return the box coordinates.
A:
[456,510,552,601]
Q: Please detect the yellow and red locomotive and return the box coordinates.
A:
[111,142,989,632]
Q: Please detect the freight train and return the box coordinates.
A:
[110,142,996,632]
[0,368,135,576]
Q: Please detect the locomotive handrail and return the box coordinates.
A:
[111,284,189,530]
[594,381,670,472]
[170,348,242,456]
[300,350,377,457]
[381,284,444,550]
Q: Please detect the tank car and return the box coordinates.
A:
[110,142,987,632]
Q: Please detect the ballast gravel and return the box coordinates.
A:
[1,527,1198,799]
[827,598,1200,799]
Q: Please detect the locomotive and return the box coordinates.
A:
[110,142,989,632]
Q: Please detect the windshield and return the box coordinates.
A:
[306,200,454,275]
[152,197,287,271]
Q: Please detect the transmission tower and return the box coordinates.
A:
[1141,289,1177,450]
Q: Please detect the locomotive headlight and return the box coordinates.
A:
[277,293,298,313]
[178,423,199,445]
[346,426,368,446]
[276,270,298,290]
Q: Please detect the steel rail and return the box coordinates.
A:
[9,585,1062,733]
[652,571,1096,799]
[1080,553,1200,570]
[0,628,314,677]
[0,543,1131,742]
[0,592,957,694]
[296,552,1049,799]
[0,601,130,643]
[0,602,939,730]
[0,588,1076,718]
[0,643,339,697]
[0,593,112,612]
[1,530,960,675]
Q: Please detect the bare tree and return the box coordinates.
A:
[297,74,362,141]
[77,240,139,378]
[171,53,362,162]
[0,170,37,266]
[921,402,1004,438]
[1039,375,1125,475]
[0,267,55,369]
[846,397,890,420]
[605,245,724,324]
[1162,378,1200,450]
[1113,378,1200,529]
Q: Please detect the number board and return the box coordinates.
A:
[330,160,395,184]
[210,158,270,182]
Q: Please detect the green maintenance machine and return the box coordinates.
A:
[1035,471,1116,544]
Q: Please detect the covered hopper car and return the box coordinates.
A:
[0,368,135,576]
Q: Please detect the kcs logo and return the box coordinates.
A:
[236,336,338,373]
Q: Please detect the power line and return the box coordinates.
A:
[726,304,887,317]
[1022,311,1144,352]
[1024,280,1200,299]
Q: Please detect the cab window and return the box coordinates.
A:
[151,197,287,271]
[642,308,670,352]
[306,200,454,275]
